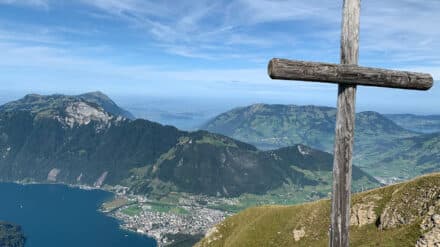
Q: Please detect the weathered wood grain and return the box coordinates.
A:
[331,86,356,247]
[330,0,360,247]
[268,59,433,90]
[265,0,433,246]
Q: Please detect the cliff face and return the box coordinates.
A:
[196,173,440,247]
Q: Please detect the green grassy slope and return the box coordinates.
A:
[196,173,440,247]
[356,133,440,181]
[129,140,378,197]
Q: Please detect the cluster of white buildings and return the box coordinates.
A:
[111,197,227,246]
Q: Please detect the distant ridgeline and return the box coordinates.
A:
[202,104,417,152]
[202,104,440,181]
[385,114,440,133]
[0,222,25,247]
[0,92,378,197]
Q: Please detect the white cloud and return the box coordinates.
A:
[1,0,440,77]
[0,35,338,94]
[80,0,290,59]
[0,0,438,112]
[402,66,440,81]
[75,0,440,69]
[360,0,440,57]
[224,0,340,25]
[0,0,49,8]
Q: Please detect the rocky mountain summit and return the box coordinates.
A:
[196,173,440,247]
[60,101,117,128]
[0,92,125,129]
[77,91,135,120]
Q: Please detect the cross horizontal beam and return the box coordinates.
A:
[268,58,433,90]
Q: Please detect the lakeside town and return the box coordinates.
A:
[100,186,233,246]
[9,179,231,246]
[10,176,396,246]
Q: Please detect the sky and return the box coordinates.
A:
[0,0,439,114]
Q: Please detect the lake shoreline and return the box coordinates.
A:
[0,181,157,247]
[1,180,212,247]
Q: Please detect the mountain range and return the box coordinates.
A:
[202,103,440,181]
[385,114,440,133]
[1,92,438,247]
[201,104,417,152]
[0,92,378,197]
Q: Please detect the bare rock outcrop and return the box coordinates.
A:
[416,214,440,247]
[379,183,440,229]
[94,171,108,188]
[292,227,306,241]
[416,195,440,247]
[350,201,377,226]
[350,195,381,226]
[204,226,222,245]
[55,101,122,129]
[47,168,61,182]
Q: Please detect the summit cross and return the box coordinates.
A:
[267,0,433,246]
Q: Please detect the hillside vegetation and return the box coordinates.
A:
[202,104,416,152]
[0,93,377,198]
[357,133,440,181]
[196,173,440,247]
[385,114,440,133]
[130,142,378,197]
[202,104,440,182]
[0,222,25,247]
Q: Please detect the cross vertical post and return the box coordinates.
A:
[267,0,433,246]
[330,0,360,246]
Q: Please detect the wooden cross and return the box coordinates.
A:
[267,0,433,246]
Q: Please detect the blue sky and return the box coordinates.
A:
[0,0,439,114]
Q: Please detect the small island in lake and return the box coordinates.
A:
[0,221,25,247]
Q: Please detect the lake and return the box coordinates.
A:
[0,183,156,247]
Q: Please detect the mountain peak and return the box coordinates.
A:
[78,91,135,120]
[0,92,132,129]
[22,93,42,101]
[79,91,111,101]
